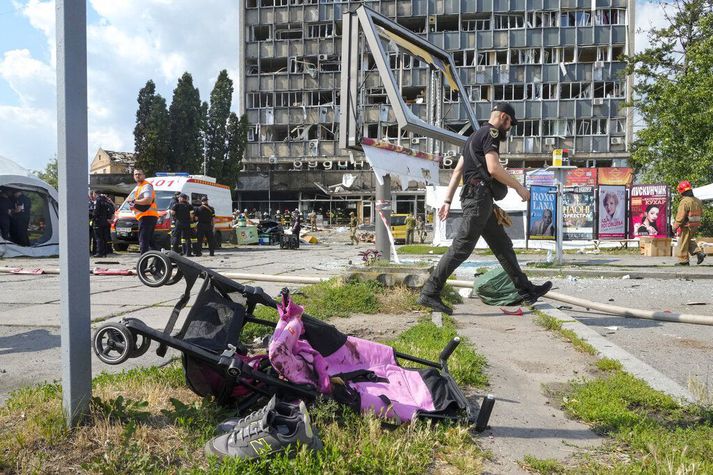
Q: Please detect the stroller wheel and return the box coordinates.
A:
[136,251,173,287]
[130,331,151,358]
[93,323,135,364]
[165,266,183,286]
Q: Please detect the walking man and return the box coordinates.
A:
[10,190,31,246]
[405,213,416,244]
[348,211,359,245]
[128,168,159,254]
[416,215,427,243]
[309,210,317,232]
[673,180,706,266]
[418,103,552,314]
[194,196,216,256]
[92,191,112,257]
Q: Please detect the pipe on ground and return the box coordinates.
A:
[449,279,713,327]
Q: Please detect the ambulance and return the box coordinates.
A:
[111,173,233,251]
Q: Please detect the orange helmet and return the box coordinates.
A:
[677,180,692,194]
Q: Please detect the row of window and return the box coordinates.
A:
[509,118,626,136]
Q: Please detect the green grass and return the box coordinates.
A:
[397,244,448,255]
[595,358,623,372]
[533,311,597,356]
[521,455,568,474]
[293,278,382,319]
[560,371,713,473]
[0,316,489,474]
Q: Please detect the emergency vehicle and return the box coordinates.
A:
[111,173,233,251]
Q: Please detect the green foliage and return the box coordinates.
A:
[92,364,185,388]
[627,0,713,187]
[34,156,58,190]
[225,112,248,189]
[596,358,623,372]
[563,370,713,472]
[398,244,449,255]
[82,421,165,475]
[133,80,170,175]
[294,278,382,319]
[699,205,713,237]
[533,311,597,355]
[169,72,204,173]
[90,395,150,423]
[161,397,229,438]
[388,317,488,387]
[204,70,234,183]
[521,455,567,474]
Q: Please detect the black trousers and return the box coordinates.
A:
[138,215,158,254]
[93,223,109,256]
[422,183,532,296]
[196,224,214,255]
[171,224,192,255]
[0,218,9,240]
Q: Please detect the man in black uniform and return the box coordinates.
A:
[194,196,215,256]
[418,103,552,314]
[171,193,193,256]
[92,190,112,257]
[1,188,13,241]
[11,190,31,246]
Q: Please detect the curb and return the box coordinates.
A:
[532,302,696,404]
[524,268,713,280]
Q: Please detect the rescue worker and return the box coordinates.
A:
[170,193,193,256]
[88,191,97,255]
[416,215,427,243]
[128,168,159,254]
[309,210,317,232]
[418,103,552,315]
[194,196,216,256]
[10,190,31,246]
[673,180,706,266]
[291,209,302,239]
[348,211,359,245]
[167,191,181,243]
[405,213,417,244]
[92,191,113,257]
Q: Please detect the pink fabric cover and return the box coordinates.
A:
[268,297,436,422]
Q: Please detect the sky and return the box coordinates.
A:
[0,0,665,173]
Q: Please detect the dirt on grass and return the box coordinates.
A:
[328,312,423,341]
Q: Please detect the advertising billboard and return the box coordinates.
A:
[598,185,627,239]
[629,184,669,238]
[528,185,557,240]
[563,186,596,240]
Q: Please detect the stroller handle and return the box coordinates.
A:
[439,337,460,368]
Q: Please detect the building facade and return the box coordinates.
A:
[237,0,635,222]
[90,148,136,175]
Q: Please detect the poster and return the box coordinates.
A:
[528,185,557,240]
[565,168,598,186]
[598,185,627,239]
[526,168,556,187]
[629,184,669,238]
[507,168,526,186]
[563,186,595,240]
[598,167,634,186]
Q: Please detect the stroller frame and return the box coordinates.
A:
[92,250,494,429]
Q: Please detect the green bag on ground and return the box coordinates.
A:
[472,266,522,306]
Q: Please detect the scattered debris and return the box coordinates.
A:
[605,326,618,331]
[557,305,573,310]
[622,275,631,280]
[499,307,524,316]
[608,298,615,302]
[685,301,708,306]
[566,275,577,282]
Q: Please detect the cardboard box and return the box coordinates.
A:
[639,237,672,257]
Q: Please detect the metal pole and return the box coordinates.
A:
[555,169,565,265]
[56,0,91,427]
[375,175,391,261]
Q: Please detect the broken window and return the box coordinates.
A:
[544,48,560,64]
[593,81,626,98]
[275,92,302,107]
[494,14,525,30]
[559,11,575,27]
[512,119,541,137]
[595,9,626,26]
[259,57,288,74]
[559,82,591,99]
[578,47,597,63]
[611,118,626,134]
[543,119,574,136]
[540,83,558,100]
[251,25,272,41]
[510,48,541,64]
[307,24,334,38]
[247,92,272,108]
[563,47,575,63]
[276,28,303,40]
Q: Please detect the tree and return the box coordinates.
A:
[204,70,234,182]
[133,80,170,175]
[168,72,203,173]
[34,156,58,190]
[626,0,713,189]
[224,113,249,189]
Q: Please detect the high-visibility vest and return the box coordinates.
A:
[133,181,159,220]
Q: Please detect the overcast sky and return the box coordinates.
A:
[1,0,665,172]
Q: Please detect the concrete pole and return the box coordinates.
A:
[375,175,392,261]
[554,168,566,265]
[236,1,245,116]
[56,0,92,427]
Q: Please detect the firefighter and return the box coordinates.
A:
[405,213,417,244]
[673,180,706,266]
[348,211,359,245]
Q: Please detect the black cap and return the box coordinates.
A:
[174,191,181,196]
[201,196,208,202]
[492,103,518,126]
[179,193,188,199]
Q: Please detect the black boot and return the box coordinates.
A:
[418,292,453,315]
[519,281,553,305]
[697,252,706,265]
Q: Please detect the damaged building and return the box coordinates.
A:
[236,0,635,224]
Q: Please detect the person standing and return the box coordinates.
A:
[171,193,193,256]
[673,180,706,266]
[291,209,302,240]
[418,103,552,314]
[309,210,317,232]
[88,191,97,255]
[416,215,427,244]
[348,211,359,245]
[194,196,216,256]
[405,213,416,244]
[91,191,113,257]
[0,188,12,241]
[128,169,159,254]
[10,190,31,246]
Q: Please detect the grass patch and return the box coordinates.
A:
[397,244,448,255]
[533,311,597,356]
[596,358,623,372]
[293,278,381,319]
[0,317,489,473]
[521,454,567,474]
[388,316,487,388]
[561,370,713,473]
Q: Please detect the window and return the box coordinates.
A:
[593,81,626,98]
[307,23,334,38]
[494,14,524,30]
[247,92,272,108]
[595,9,626,26]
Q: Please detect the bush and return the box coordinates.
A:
[698,205,713,237]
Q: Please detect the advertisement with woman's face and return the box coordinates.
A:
[629,184,668,238]
[598,185,626,238]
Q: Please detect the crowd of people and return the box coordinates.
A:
[1,187,33,246]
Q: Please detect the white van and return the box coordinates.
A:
[111,173,233,251]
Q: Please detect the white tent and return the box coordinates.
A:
[426,185,528,247]
[693,183,713,201]
[0,155,60,257]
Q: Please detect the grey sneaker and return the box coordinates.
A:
[205,406,323,460]
[215,395,305,434]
